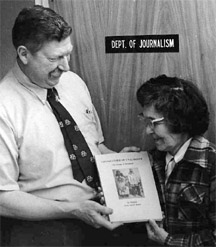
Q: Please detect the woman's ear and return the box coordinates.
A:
[17,46,29,65]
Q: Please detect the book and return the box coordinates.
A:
[95,151,163,223]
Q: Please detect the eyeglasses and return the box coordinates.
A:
[138,113,164,129]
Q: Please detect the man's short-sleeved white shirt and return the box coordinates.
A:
[0,62,104,202]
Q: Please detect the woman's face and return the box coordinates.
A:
[142,105,189,155]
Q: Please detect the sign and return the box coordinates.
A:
[105,34,179,53]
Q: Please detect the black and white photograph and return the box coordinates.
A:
[1,0,216,246]
[113,168,144,199]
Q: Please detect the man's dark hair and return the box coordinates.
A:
[12,5,72,53]
[136,74,210,136]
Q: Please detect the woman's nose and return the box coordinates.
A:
[145,125,154,135]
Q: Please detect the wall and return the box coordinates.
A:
[1,0,215,151]
[0,0,34,79]
[53,0,216,151]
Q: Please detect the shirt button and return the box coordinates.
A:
[87,176,93,182]
[90,157,95,163]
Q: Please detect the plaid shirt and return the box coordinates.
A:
[150,136,216,246]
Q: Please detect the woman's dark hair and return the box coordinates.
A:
[12,5,72,53]
[136,74,209,136]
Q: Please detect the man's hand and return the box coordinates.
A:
[95,186,105,205]
[73,200,122,230]
[120,146,140,153]
[146,219,168,244]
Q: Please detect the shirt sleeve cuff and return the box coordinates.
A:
[164,234,172,245]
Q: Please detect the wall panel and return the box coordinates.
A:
[0,0,34,79]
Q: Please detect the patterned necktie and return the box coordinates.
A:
[165,157,175,184]
[47,88,99,189]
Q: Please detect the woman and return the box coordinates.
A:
[115,170,129,198]
[136,75,216,246]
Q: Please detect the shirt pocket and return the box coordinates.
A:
[78,108,96,125]
[177,183,208,221]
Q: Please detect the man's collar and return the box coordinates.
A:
[12,61,47,104]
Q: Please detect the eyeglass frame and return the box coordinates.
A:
[138,113,165,129]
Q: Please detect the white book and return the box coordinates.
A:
[95,151,163,223]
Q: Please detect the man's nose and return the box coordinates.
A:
[58,56,70,72]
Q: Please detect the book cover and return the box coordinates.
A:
[95,151,163,223]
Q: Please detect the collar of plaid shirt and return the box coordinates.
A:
[165,138,192,181]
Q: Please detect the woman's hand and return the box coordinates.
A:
[146,219,168,244]
[119,146,140,153]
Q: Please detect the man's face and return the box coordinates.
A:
[25,37,73,88]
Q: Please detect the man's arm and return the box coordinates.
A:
[98,143,115,154]
[0,190,120,230]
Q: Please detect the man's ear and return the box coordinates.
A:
[17,46,30,65]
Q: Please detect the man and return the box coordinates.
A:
[0,5,137,246]
[128,169,141,196]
